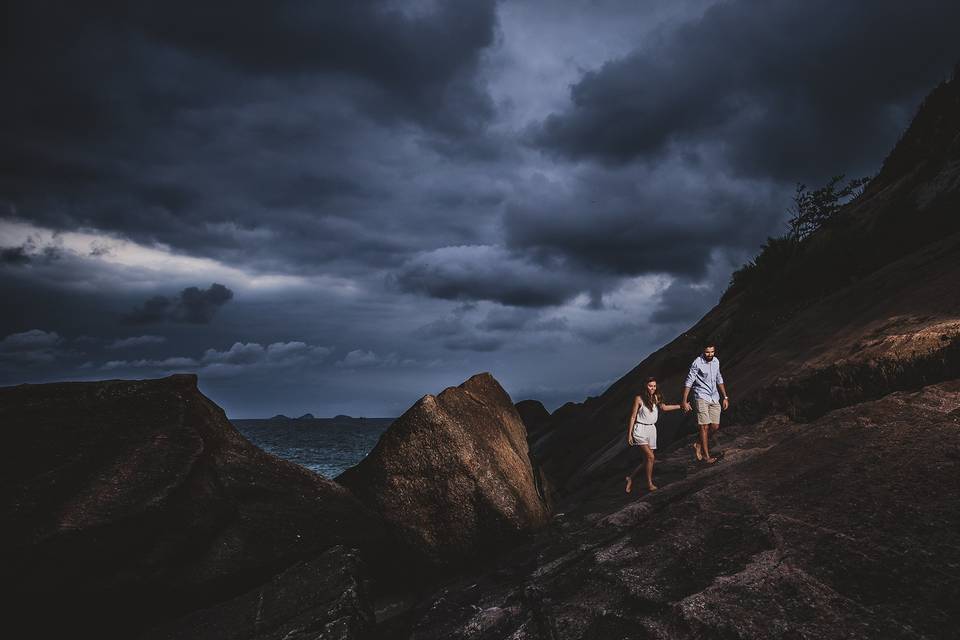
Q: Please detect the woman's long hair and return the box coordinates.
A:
[641,377,663,410]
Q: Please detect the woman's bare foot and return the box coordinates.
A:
[694,442,703,461]
[625,476,633,493]
[647,484,658,491]
[704,456,717,464]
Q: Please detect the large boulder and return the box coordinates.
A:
[337,373,550,568]
[0,374,384,638]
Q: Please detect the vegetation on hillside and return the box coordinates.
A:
[721,174,870,304]
[722,63,960,314]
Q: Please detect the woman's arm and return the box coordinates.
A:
[659,403,682,412]
[626,396,640,444]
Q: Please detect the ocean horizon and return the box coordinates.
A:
[232,417,393,478]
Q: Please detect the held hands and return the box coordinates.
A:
[682,401,692,413]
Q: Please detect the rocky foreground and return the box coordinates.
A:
[0,374,385,638]
[4,369,959,639]
[405,381,960,639]
[0,372,551,639]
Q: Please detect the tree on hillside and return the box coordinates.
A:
[724,173,871,302]
[787,174,871,240]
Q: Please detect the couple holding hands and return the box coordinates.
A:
[625,344,729,493]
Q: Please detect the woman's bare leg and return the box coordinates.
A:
[625,461,645,493]
[641,445,657,490]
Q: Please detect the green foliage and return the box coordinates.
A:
[787,174,871,240]
[722,174,869,303]
[723,234,799,302]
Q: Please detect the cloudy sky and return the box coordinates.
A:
[3,0,958,417]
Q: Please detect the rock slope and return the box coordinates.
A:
[534,68,960,494]
[406,380,960,639]
[0,374,383,638]
[338,373,550,569]
[142,546,373,640]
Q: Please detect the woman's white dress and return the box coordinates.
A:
[631,402,658,449]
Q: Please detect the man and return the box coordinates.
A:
[681,344,729,464]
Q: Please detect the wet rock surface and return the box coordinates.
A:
[338,373,550,570]
[405,381,960,639]
[0,374,384,638]
[142,545,374,640]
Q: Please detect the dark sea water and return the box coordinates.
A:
[232,418,392,478]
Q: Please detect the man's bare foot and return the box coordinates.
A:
[694,442,703,461]
[647,484,658,491]
[625,476,633,493]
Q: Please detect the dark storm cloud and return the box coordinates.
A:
[133,0,498,133]
[0,238,63,266]
[6,0,960,417]
[648,277,726,327]
[1,246,31,265]
[499,165,782,295]
[107,335,166,349]
[3,0,497,136]
[531,0,960,182]
[0,329,78,366]
[123,283,234,325]
[1,0,501,275]
[442,334,504,352]
[393,245,596,307]
[390,160,782,308]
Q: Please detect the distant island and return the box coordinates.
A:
[231,414,394,428]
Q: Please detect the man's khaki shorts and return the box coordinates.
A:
[696,399,721,425]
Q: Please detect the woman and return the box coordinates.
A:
[625,377,682,493]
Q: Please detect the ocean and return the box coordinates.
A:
[232,417,393,478]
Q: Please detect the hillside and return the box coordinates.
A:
[534,68,960,496]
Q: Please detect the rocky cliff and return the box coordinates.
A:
[0,374,384,638]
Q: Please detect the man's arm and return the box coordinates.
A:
[718,383,729,410]
[682,361,696,411]
[684,360,697,389]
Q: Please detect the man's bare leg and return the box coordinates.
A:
[699,424,717,463]
[709,423,720,455]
